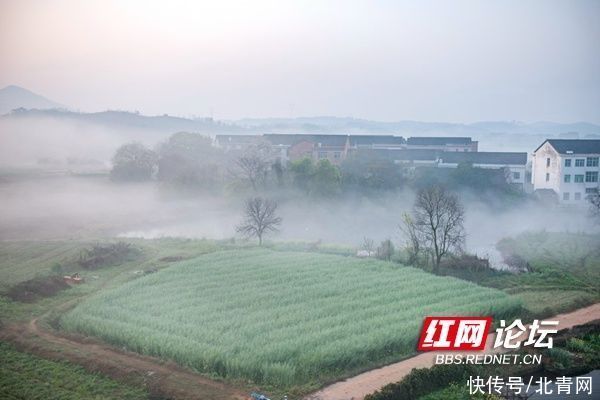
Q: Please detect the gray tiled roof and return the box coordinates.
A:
[370,149,440,161]
[263,134,348,147]
[439,152,527,165]
[538,139,600,154]
[348,135,405,146]
[407,137,473,145]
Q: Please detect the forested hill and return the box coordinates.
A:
[5,109,600,137]
[3,109,242,134]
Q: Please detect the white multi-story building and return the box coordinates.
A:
[532,139,600,204]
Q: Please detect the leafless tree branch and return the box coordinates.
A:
[236,197,282,245]
[403,186,465,271]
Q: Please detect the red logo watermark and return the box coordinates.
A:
[417,317,492,351]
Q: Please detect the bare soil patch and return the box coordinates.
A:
[0,317,247,400]
[159,255,186,262]
[5,276,70,302]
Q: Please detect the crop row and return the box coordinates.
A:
[62,249,521,388]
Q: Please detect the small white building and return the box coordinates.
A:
[371,149,528,188]
[532,139,600,204]
[438,152,528,188]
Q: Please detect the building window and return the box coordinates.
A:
[564,159,571,167]
[333,151,341,159]
[585,171,599,182]
[513,172,520,180]
[574,174,584,183]
[574,192,581,201]
[575,159,585,167]
[587,157,599,167]
[586,188,599,194]
[564,174,571,183]
[563,192,570,201]
[546,158,550,167]
[545,173,550,182]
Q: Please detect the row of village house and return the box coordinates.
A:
[215,134,600,205]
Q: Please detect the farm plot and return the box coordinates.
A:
[62,249,520,389]
[0,341,148,400]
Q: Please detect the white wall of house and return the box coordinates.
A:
[557,155,599,204]
[477,164,526,185]
[272,145,290,165]
[532,142,600,204]
[532,142,561,192]
[438,162,526,187]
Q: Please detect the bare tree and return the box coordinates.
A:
[399,212,422,265]
[234,141,274,190]
[406,186,465,272]
[376,239,395,261]
[361,237,375,256]
[236,197,282,245]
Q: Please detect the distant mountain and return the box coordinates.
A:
[234,116,600,136]
[3,109,599,146]
[0,85,64,114]
[3,108,244,134]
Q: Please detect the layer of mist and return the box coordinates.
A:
[1,113,597,270]
[3,110,600,170]
[0,174,596,270]
[0,116,170,170]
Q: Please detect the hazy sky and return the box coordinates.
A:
[1,0,599,122]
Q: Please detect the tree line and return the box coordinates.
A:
[110,132,520,198]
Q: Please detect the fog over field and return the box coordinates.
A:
[0,2,599,399]
[0,116,169,170]
[0,172,595,269]
[1,113,598,268]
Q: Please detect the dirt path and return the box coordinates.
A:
[1,312,247,400]
[2,297,598,400]
[309,303,600,400]
[1,251,247,400]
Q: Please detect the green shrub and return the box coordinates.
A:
[545,347,573,369]
[78,242,140,270]
[419,383,500,400]
[365,364,484,400]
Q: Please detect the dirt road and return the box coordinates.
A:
[1,315,247,400]
[309,303,600,400]
[2,299,598,400]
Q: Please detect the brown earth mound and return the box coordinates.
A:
[159,255,186,262]
[6,276,70,303]
[78,242,139,270]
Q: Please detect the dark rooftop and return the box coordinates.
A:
[538,139,600,154]
[348,135,405,146]
[370,149,440,161]
[263,134,348,147]
[439,152,527,165]
[407,137,473,145]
